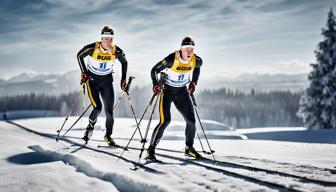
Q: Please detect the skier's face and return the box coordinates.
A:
[181,47,194,61]
[101,37,113,49]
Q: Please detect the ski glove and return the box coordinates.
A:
[81,72,89,84]
[188,81,196,94]
[153,85,161,94]
[121,79,127,91]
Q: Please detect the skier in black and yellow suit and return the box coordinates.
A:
[77,26,127,145]
[146,36,203,161]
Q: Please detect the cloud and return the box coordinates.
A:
[0,0,334,81]
[275,59,311,74]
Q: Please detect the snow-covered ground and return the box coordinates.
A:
[1,117,336,192]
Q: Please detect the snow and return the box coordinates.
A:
[0,121,116,192]
[1,117,336,191]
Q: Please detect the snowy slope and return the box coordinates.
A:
[1,117,336,192]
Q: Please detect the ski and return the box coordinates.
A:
[97,144,127,150]
[143,158,175,165]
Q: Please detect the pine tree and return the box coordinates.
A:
[298,8,336,129]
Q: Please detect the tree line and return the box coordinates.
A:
[0,87,303,128]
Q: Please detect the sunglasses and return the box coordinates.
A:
[102,37,113,41]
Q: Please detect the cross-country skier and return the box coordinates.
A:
[77,26,127,146]
[146,36,203,161]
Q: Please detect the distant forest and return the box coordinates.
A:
[0,87,303,128]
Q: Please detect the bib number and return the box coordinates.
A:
[99,62,107,69]
[178,74,185,81]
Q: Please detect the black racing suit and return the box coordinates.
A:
[77,42,127,137]
[149,51,202,148]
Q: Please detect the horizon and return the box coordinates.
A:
[1,69,309,81]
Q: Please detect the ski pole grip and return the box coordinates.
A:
[125,76,135,93]
[190,94,197,107]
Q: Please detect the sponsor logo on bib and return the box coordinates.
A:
[176,66,192,71]
[97,55,111,60]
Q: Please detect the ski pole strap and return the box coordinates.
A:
[125,76,135,94]
[190,93,197,107]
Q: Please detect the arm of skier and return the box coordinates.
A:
[116,46,128,81]
[116,46,128,90]
[191,55,203,84]
[77,43,95,73]
[77,43,95,84]
[150,53,175,87]
[189,55,203,94]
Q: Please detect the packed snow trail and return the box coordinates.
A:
[29,145,168,192]
[3,118,336,192]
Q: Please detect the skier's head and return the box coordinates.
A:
[181,36,194,60]
[101,25,114,49]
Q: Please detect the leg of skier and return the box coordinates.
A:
[145,91,173,161]
[101,76,115,146]
[83,79,102,143]
[174,89,201,158]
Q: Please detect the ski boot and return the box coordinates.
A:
[104,135,116,146]
[144,145,157,161]
[82,124,94,144]
[185,146,202,158]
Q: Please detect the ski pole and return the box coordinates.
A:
[138,93,160,159]
[117,93,158,161]
[80,85,86,128]
[56,83,85,139]
[138,72,166,159]
[126,94,143,139]
[124,76,135,94]
[113,76,135,112]
[113,91,126,112]
[56,104,92,141]
[121,76,144,140]
[190,93,217,163]
[196,133,207,154]
[187,93,207,154]
[124,76,142,137]
[190,93,215,154]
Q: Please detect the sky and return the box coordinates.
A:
[0,0,335,81]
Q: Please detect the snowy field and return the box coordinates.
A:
[1,117,336,192]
